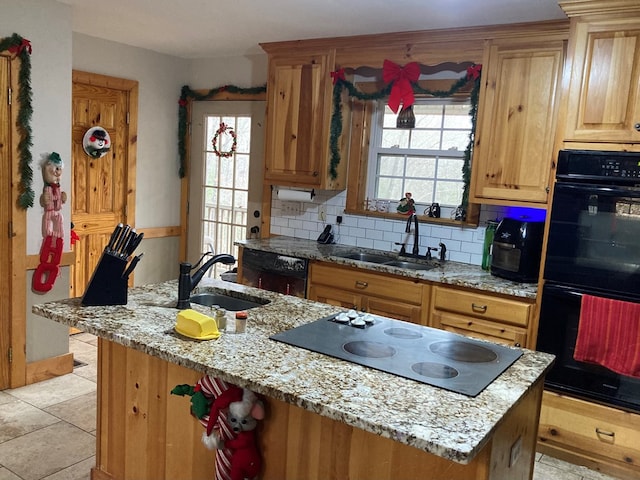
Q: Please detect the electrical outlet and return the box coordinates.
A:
[318,206,327,221]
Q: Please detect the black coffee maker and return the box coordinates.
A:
[490,218,545,283]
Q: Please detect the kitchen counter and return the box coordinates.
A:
[33,279,553,477]
[236,237,539,299]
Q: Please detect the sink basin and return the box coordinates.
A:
[334,252,394,264]
[190,292,269,311]
[382,260,437,271]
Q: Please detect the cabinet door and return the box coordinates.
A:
[565,20,640,143]
[264,53,333,187]
[308,284,360,310]
[471,39,564,204]
[363,297,423,325]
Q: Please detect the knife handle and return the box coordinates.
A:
[119,229,137,258]
[126,232,144,257]
[113,225,131,254]
[106,223,124,252]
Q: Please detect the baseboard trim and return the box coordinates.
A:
[25,352,74,384]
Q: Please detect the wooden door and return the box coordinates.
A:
[0,55,10,389]
[70,72,138,298]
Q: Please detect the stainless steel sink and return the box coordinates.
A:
[382,260,438,271]
[335,252,394,264]
[190,292,269,311]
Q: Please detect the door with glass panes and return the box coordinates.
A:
[188,101,265,278]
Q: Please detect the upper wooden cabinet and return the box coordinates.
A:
[260,48,346,190]
[470,36,566,205]
[563,18,640,143]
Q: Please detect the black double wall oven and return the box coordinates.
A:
[537,150,640,413]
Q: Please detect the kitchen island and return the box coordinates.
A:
[33,279,554,480]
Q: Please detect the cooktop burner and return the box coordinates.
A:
[270,313,523,396]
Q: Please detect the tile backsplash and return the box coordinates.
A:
[269,189,529,265]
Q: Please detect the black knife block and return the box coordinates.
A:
[81,251,128,306]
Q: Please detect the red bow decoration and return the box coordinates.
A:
[330,68,346,85]
[178,98,187,107]
[8,38,33,56]
[467,64,482,81]
[383,60,420,114]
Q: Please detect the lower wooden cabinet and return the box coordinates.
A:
[429,285,533,348]
[307,262,429,325]
[538,391,640,480]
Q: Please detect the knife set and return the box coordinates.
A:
[82,223,144,306]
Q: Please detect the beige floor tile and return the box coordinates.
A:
[43,392,97,433]
[41,456,95,480]
[533,459,582,480]
[0,392,13,406]
[0,398,60,443]
[0,422,95,480]
[70,364,97,384]
[0,466,22,480]
[6,374,96,409]
[70,333,97,346]
[539,455,620,480]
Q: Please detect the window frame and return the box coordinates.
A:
[344,80,480,226]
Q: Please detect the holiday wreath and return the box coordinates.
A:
[212,122,237,158]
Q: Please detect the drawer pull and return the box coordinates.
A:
[471,303,487,313]
[595,428,615,438]
[355,281,368,289]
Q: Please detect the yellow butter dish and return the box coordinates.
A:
[175,309,220,340]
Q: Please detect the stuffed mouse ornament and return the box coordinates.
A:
[202,387,265,480]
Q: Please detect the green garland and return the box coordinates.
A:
[330,65,481,210]
[177,84,266,178]
[0,33,34,209]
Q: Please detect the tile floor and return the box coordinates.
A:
[0,332,624,480]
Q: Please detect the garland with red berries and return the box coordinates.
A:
[1,33,34,209]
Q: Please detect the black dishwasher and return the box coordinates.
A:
[240,249,308,297]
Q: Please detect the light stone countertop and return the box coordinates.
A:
[236,237,539,299]
[33,278,554,464]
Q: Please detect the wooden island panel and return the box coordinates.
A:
[94,339,544,480]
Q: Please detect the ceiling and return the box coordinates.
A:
[57,0,567,59]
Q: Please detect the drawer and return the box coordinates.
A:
[539,392,640,469]
[310,263,424,305]
[432,286,531,327]
[433,311,527,347]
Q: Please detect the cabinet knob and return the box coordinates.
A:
[635,123,640,132]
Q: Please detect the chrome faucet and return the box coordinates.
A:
[405,213,420,256]
[176,253,236,309]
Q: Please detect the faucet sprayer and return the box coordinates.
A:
[176,253,236,309]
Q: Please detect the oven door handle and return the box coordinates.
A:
[555,182,640,198]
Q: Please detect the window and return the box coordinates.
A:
[367,99,472,211]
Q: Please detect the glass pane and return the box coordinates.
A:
[219,157,234,188]
[441,130,469,150]
[413,104,444,128]
[409,130,442,150]
[437,158,465,180]
[205,153,219,186]
[435,180,464,207]
[404,179,434,204]
[378,156,404,176]
[407,156,436,177]
[234,190,248,209]
[205,116,221,150]
[443,104,472,128]
[235,117,251,152]
[377,177,403,201]
[381,129,409,148]
[382,105,397,128]
[219,188,233,208]
[203,188,217,220]
[235,155,249,189]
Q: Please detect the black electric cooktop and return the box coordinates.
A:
[270,313,523,397]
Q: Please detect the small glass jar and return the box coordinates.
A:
[214,308,226,331]
[235,311,247,333]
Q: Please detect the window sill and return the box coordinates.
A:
[343,208,478,227]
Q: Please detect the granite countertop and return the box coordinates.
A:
[236,237,539,299]
[33,279,554,464]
